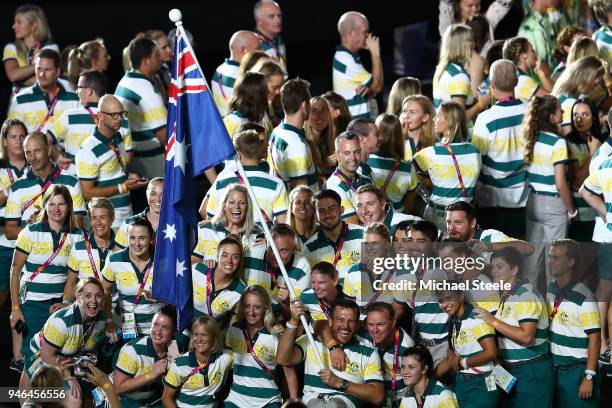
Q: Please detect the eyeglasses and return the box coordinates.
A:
[100,111,128,120]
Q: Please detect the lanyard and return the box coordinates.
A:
[550,280,576,320]
[28,232,69,282]
[133,263,153,306]
[36,89,60,132]
[7,168,16,184]
[77,318,97,353]
[332,223,349,267]
[22,167,62,213]
[496,282,520,316]
[334,170,357,192]
[83,235,101,280]
[217,72,226,99]
[205,267,214,316]
[442,144,467,198]
[364,269,394,309]
[104,137,125,171]
[382,159,401,196]
[179,360,211,388]
[253,31,284,63]
[84,106,99,126]
[241,327,274,378]
[317,298,332,320]
[233,170,272,227]
[379,330,401,391]
[267,261,279,289]
[496,96,515,104]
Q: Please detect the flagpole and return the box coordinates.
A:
[168,9,326,368]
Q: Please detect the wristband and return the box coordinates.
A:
[329,343,342,352]
[102,382,112,390]
[568,209,578,218]
[460,358,468,369]
[11,305,19,311]
[492,320,499,329]
[122,181,128,192]
[286,320,298,329]
[118,183,124,194]
[145,373,152,382]
[326,339,338,349]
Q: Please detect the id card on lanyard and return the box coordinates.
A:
[21,167,62,213]
[442,144,467,198]
[36,89,60,132]
[332,223,349,267]
[122,263,152,340]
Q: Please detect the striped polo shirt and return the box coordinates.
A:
[547,279,600,366]
[115,70,167,158]
[75,128,132,225]
[366,153,417,211]
[399,380,458,408]
[3,42,59,68]
[332,45,373,120]
[15,222,82,302]
[567,139,596,221]
[527,131,569,195]
[300,286,347,322]
[223,110,273,140]
[164,350,234,408]
[115,336,165,403]
[7,82,80,132]
[297,334,384,408]
[451,304,495,374]
[324,168,373,219]
[45,103,132,161]
[515,69,539,103]
[558,94,577,127]
[303,223,364,284]
[587,141,612,242]
[432,62,474,110]
[254,30,287,71]
[27,303,105,376]
[211,59,240,117]
[114,208,150,249]
[268,122,319,192]
[472,98,528,208]
[473,227,514,243]
[413,143,482,206]
[343,265,409,320]
[244,245,311,306]
[403,138,422,163]
[192,262,246,328]
[362,328,415,402]
[5,163,87,225]
[409,268,451,341]
[380,209,420,236]
[495,282,549,363]
[101,248,162,335]
[466,273,501,313]
[593,25,612,69]
[192,222,264,261]
[0,163,25,248]
[584,157,612,239]
[205,162,288,223]
[67,231,115,279]
[225,322,282,407]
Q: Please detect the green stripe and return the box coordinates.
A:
[527,173,555,185]
[333,59,347,74]
[212,71,236,88]
[537,132,560,146]
[479,171,526,187]
[552,354,586,365]
[230,383,279,398]
[345,94,367,107]
[177,393,215,405]
[115,86,142,104]
[485,114,524,133]
[482,156,524,172]
[432,185,475,198]
[97,176,127,187]
[67,114,95,125]
[217,176,277,190]
[303,374,359,407]
[550,332,588,349]
[110,195,131,208]
[26,281,66,294]
[234,363,273,378]
[25,262,69,275]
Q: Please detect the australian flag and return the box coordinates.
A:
[153,24,236,330]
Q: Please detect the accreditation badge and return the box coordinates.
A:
[491,364,517,393]
[121,312,138,340]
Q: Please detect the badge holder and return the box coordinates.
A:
[121,312,138,340]
[491,364,517,393]
[485,373,497,392]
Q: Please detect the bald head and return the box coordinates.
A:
[98,95,125,134]
[338,11,368,37]
[338,11,369,52]
[229,31,262,62]
[490,59,518,94]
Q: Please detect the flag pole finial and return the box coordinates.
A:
[169,9,183,26]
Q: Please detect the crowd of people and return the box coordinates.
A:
[2,0,612,407]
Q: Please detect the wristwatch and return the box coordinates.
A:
[584,369,596,381]
[339,379,349,391]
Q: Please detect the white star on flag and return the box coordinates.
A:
[173,137,187,174]
[163,224,177,242]
[176,259,187,277]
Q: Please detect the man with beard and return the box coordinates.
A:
[445,200,534,255]
[355,184,419,232]
[325,132,373,224]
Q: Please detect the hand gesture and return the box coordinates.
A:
[83,361,111,388]
[277,282,290,303]
[151,358,168,378]
[319,368,342,389]
[365,33,380,56]
[105,320,120,343]
[9,308,24,329]
[330,347,350,372]
[289,297,306,321]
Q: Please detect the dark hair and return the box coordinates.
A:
[550,238,582,271]
[311,261,338,280]
[393,219,416,237]
[356,184,385,201]
[128,37,157,70]
[234,129,262,159]
[437,237,470,256]
[366,301,395,320]
[502,37,530,64]
[567,97,603,145]
[553,26,586,62]
[128,216,155,254]
[407,220,438,242]
[491,246,524,277]
[445,200,477,221]
[271,223,296,240]
[346,118,374,138]
[332,298,360,319]
[466,14,489,53]
[485,40,505,72]
[37,48,61,69]
[402,345,435,378]
[156,304,177,332]
[238,122,266,134]
[228,72,268,123]
[78,69,108,97]
[217,235,245,278]
[281,78,311,115]
[322,91,351,132]
[314,188,342,206]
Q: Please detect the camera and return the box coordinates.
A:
[73,354,97,377]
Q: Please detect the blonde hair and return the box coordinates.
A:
[67,39,105,86]
[211,184,255,236]
[305,96,336,175]
[567,37,599,65]
[87,197,115,221]
[189,316,223,354]
[75,277,104,299]
[286,185,317,238]
[14,5,52,60]
[386,77,421,115]
[434,24,473,85]
[0,119,27,162]
[237,51,270,81]
[402,95,436,149]
[375,114,404,159]
[552,56,605,97]
[236,285,276,332]
[523,95,561,165]
[439,102,468,144]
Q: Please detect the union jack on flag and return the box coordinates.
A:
[153,24,235,330]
